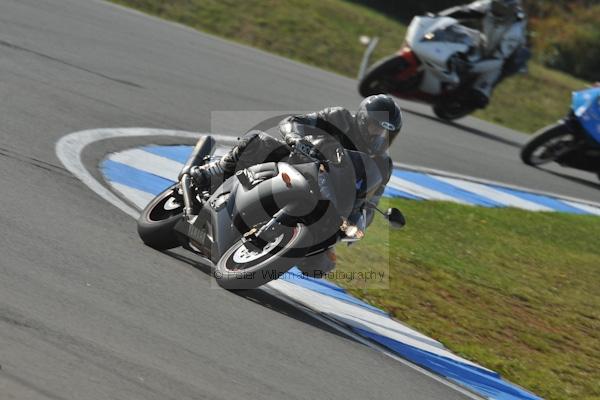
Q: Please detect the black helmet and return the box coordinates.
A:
[356,94,402,154]
[490,0,520,21]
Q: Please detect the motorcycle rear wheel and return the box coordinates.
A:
[215,223,307,290]
[137,184,183,250]
[432,100,475,121]
[520,123,576,166]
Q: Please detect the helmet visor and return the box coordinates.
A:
[366,118,391,153]
[357,106,400,154]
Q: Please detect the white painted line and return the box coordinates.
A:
[110,144,596,216]
[434,176,553,212]
[394,161,600,209]
[109,148,183,181]
[109,145,594,216]
[108,144,232,182]
[389,176,472,205]
[110,182,155,210]
[56,128,237,218]
[268,279,489,370]
[561,200,600,216]
[262,283,484,400]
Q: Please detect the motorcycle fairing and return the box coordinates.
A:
[572,88,600,144]
[175,161,322,263]
[393,48,421,83]
[407,16,477,95]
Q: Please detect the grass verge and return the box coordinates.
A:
[335,198,600,400]
[112,0,589,133]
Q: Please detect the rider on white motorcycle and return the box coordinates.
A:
[438,0,528,108]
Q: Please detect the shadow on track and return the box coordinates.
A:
[402,108,523,149]
[162,249,355,341]
[529,167,600,191]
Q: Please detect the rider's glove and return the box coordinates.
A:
[340,218,365,240]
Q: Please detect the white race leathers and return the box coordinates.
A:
[475,3,526,96]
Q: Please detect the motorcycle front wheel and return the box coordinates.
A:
[137,184,184,250]
[358,55,410,97]
[214,223,308,290]
[520,122,577,166]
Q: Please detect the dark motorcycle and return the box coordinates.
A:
[137,135,405,289]
[521,87,600,179]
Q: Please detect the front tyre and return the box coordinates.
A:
[520,123,576,166]
[215,224,307,290]
[358,55,409,97]
[137,184,183,250]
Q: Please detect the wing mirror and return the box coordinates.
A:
[385,207,406,229]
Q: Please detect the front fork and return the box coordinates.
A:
[242,209,289,251]
[179,136,216,221]
[180,174,197,221]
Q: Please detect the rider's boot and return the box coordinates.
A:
[297,248,336,278]
[189,132,253,191]
[465,88,490,109]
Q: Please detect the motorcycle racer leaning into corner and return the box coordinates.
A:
[187,94,403,275]
[438,0,529,109]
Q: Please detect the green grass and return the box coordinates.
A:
[474,63,589,133]
[113,0,589,133]
[335,198,600,400]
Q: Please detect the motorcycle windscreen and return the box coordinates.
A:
[422,23,481,48]
[319,160,357,220]
[572,88,600,143]
[347,151,383,198]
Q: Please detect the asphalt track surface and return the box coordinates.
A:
[0,0,597,399]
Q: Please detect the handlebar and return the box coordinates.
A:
[289,141,330,166]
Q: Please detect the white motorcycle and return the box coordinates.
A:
[359,15,523,120]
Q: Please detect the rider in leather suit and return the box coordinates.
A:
[439,0,528,108]
[191,95,403,274]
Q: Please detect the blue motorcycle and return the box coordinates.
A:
[521,87,600,178]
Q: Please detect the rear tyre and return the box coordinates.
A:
[137,184,183,250]
[358,55,409,97]
[215,224,308,290]
[521,123,576,166]
[432,100,475,121]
